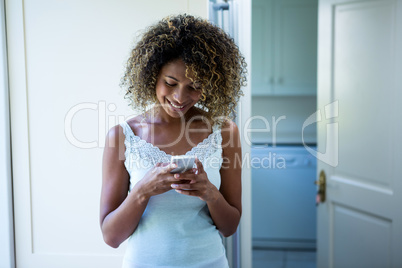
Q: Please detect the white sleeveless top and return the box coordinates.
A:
[119,121,229,268]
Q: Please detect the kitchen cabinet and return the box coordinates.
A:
[252,0,318,96]
[251,145,317,249]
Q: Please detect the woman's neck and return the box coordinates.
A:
[146,106,202,125]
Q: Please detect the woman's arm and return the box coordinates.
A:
[99,125,149,248]
[207,120,242,237]
[100,125,180,248]
[171,120,242,237]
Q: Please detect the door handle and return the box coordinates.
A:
[315,170,326,204]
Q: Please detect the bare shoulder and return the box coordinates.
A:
[125,114,147,134]
[107,123,123,136]
[106,124,124,144]
[220,120,241,150]
[221,120,239,133]
[105,114,146,159]
[103,120,135,170]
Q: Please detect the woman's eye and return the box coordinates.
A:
[165,82,176,87]
[189,86,201,91]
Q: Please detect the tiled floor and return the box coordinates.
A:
[253,249,316,268]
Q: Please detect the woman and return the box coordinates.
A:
[100,14,247,267]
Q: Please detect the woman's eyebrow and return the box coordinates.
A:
[165,75,197,85]
[165,75,180,82]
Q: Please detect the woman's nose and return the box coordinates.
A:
[173,87,187,104]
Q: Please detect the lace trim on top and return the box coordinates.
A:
[120,121,222,166]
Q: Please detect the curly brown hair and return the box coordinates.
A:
[120,14,247,127]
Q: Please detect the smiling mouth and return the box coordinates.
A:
[167,99,185,109]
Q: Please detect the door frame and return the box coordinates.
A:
[208,0,253,267]
[237,0,253,267]
[0,0,16,267]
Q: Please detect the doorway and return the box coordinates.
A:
[250,0,318,267]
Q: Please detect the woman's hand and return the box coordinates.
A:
[170,157,220,202]
[136,162,183,199]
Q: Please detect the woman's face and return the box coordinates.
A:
[155,59,201,119]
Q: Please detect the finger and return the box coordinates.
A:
[172,180,203,191]
[151,163,162,173]
[169,179,191,184]
[162,163,178,173]
[195,157,204,173]
[180,168,196,174]
[166,175,183,182]
[173,175,197,184]
[155,162,162,167]
[192,167,199,175]
[171,183,193,190]
[173,173,197,180]
[174,189,198,196]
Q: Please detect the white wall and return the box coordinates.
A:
[7,1,208,267]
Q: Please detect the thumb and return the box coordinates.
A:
[163,162,177,173]
[195,156,204,173]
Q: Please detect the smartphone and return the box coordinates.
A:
[170,155,196,174]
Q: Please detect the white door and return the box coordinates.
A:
[6,1,207,267]
[314,0,402,267]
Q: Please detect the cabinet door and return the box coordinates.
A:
[274,0,318,95]
[252,0,274,95]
